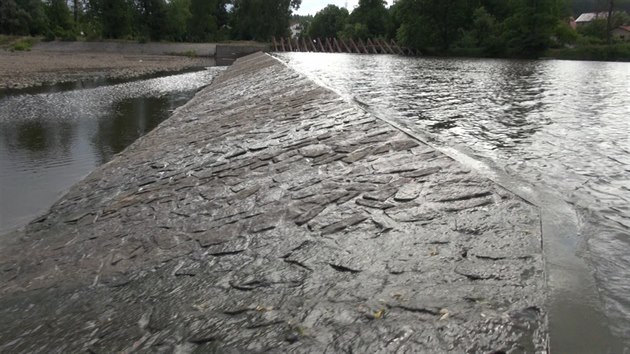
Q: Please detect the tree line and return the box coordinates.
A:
[303,0,630,57]
[0,0,301,42]
[1,0,629,57]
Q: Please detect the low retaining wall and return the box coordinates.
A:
[34,41,217,56]
[0,52,547,352]
[33,41,269,64]
[216,43,269,65]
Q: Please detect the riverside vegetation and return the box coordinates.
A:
[3,0,630,60]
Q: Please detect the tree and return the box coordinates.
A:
[386,0,403,39]
[1,0,50,35]
[0,0,28,34]
[471,6,496,46]
[73,0,80,22]
[46,0,74,36]
[307,4,348,38]
[85,0,132,38]
[501,0,556,56]
[348,0,389,38]
[136,0,168,40]
[166,0,191,41]
[230,0,301,41]
[339,22,370,40]
[607,0,615,44]
[396,0,467,51]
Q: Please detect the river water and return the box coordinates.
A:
[0,69,223,234]
[277,52,630,350]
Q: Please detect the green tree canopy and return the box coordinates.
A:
[396,0,467,50]
[231,0,301,40]
[501,0,556,56]
[46,0,73,34]
[135,0,168,40]
[165,0,191,41]
[307,4,348,38]
[348,0,388,38]
[1,0,48,35]
[187,0,228,42]
[85,0,132,38]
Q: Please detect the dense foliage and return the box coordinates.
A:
[300,0,630,57]
[1,0,629,58]
[307,5,348,39]
[0,0,300,42]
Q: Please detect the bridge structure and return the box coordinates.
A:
[272,36,417,55]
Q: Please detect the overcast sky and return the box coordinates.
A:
[295,0,395,16]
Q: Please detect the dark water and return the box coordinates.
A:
[0,69,224,234]
[277,53,630,350]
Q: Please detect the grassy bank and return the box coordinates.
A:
[545,44,630,62]
[0,35,35,51]
[406,44,630,62]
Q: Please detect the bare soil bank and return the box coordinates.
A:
[0,50,214,90]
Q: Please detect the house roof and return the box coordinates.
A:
[618,26,630,32]
[575,12,609,23]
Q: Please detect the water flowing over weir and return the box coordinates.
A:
[1,53,548,352]
[275,52,630,351]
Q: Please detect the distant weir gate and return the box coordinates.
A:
[271,36,417,55]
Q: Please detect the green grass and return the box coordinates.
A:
[546,43,630,62]
[2,37,36,51]
[10,38,34,51]
[0,35,14,46]
[181,50,197,58]
[165,50,199,58]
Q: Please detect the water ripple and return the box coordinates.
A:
[277,52,630,343]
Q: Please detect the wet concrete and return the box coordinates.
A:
[0,52,547,353]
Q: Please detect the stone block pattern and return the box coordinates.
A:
[0,52,546,353]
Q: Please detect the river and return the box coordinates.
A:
[277,52,630,350]
[0,68,224,234]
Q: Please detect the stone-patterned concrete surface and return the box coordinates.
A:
[0,52,547,353]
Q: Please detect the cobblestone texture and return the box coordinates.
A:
[0,52,547,353]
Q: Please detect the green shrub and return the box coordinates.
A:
[448,47,485,58]
[0,35,15,46]
[10,38,34,51]
[61,32,76,41]
[43,29,56,41]
[182,49,197,57]
[547,44,630,61]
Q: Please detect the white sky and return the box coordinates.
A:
[295,0,395,16]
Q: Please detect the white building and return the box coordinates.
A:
[575,12,610,26]
[290,23,302,38]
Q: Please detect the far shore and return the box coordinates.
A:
[0,39,270,91]
[0,50,214,91]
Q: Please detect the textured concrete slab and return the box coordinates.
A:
[0,52,547,353]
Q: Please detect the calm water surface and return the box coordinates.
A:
[0,69,224,234]
[278,52,630,349]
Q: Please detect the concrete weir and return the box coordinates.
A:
[0,52,547,352]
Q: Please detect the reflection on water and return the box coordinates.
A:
[92,96,180,164]
[277,52,630,346]
[0,69,223,234]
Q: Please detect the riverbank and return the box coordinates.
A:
[414,44,630,62]
[0,52,547,352]
[545,43,630,62]
[0,39,269,90]
[0,50,214,90]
